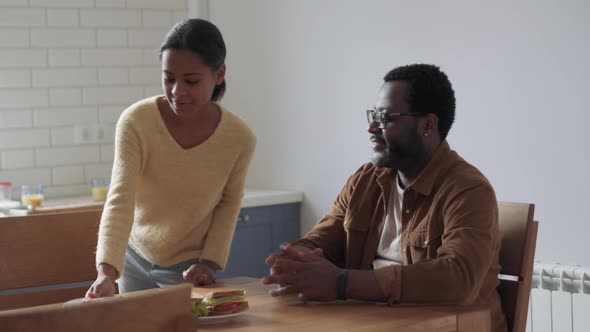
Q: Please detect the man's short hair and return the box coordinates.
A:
[384,64,456,140]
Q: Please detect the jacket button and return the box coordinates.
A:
[424,240,428,246]
[405,209,410,214]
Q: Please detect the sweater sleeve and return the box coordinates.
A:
[200,130,256,269]
[95,111,142,276]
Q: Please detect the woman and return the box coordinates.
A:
[86,19,256,298]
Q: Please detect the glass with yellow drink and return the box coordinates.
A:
[91,178,110,201]
[21,184,44,207]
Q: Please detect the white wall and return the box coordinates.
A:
[209,0,590,266]
[0,0,188,198]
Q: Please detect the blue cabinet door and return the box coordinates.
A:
[217,203,301,279]
[270,203,300,250]
[216,207,272,279]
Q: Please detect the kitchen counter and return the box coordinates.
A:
[240,188,303,208]
[0,188,303,217]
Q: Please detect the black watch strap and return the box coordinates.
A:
[336,269,348,300]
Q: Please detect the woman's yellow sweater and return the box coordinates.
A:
[96,96,256,275]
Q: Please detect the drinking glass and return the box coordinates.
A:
[21,184,44,207]
[91,179,110,201]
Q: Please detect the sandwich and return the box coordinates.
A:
[191,289,248,317]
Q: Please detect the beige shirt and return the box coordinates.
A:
[294,141,506,332]
[96,96,256,275]
[373,176,404,269]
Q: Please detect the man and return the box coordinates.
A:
[263,64,506,332]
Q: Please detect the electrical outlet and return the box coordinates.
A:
[74,125,91,144]
[91,124,104,143]
[74,124,112,144]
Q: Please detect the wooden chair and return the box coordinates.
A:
[497,202,538,332]
[0,283,198,332]
[0,209,103,310]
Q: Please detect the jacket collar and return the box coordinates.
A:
[374,140,456,197]
[409,140,455,196]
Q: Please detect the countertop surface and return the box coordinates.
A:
[0,188,303,217]
[240,188,303,208]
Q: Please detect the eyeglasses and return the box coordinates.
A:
[366,109,425,129]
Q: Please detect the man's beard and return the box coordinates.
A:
[371,132,423,170]
[371,145,405,169]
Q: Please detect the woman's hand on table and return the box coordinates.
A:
[85,263,118,298]
[183,261,218,285]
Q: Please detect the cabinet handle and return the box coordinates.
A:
[237,215,250,222]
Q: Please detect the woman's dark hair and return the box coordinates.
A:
[160,19,227,101]
[384,64,456,140]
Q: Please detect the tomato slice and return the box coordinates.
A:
[212,302,239,313]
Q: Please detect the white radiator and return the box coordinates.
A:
[527,262,590,332]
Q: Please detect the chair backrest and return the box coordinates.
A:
[0,209,103,310]
[497,201,538,332]
[0,283,198,332]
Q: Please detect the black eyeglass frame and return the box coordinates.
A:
[366,109,426,129]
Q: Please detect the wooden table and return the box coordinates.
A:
[193,277,490,332]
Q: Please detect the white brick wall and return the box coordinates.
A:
[2,1,29,7]
[142,48,160,65]
[48,49,81,67]
[80,10,141,28]
[85,163,113,181]
[130,66,161,84]
[100,145,115,163]
[99,124,116,144]
[34,106,97,127]
[29,0,93,8]
[0,110,33,129]
[0,1,187,196]
[1,150,35,169]
[36,146,100,167]
[98,68,129,85]
[83,86,144,105]
[31,29,96,47]
[50,88,82,106]
[0,169,51,187]
[0,9,46,27]
[52,166,84,185]
[95,0,126,9]
[0,29,30,47]
[81,48,143,66]
[97,29,128,47]
[51,127,76,146]
[47,9,79,27]
[45,185,92,198]
[127,0,186,9]
[0,129,50,149]
[0,69,31,88]
[172,10,188,23]
[33,68,97,87]
[98,105,126,123]
[128,29,168,47]
[142,10,174,27]
[0,89,49,108]
[144,85,162,97]
[0,49,47,67]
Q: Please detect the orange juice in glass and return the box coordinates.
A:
[21,184,44,207]
[91,179,109,201]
